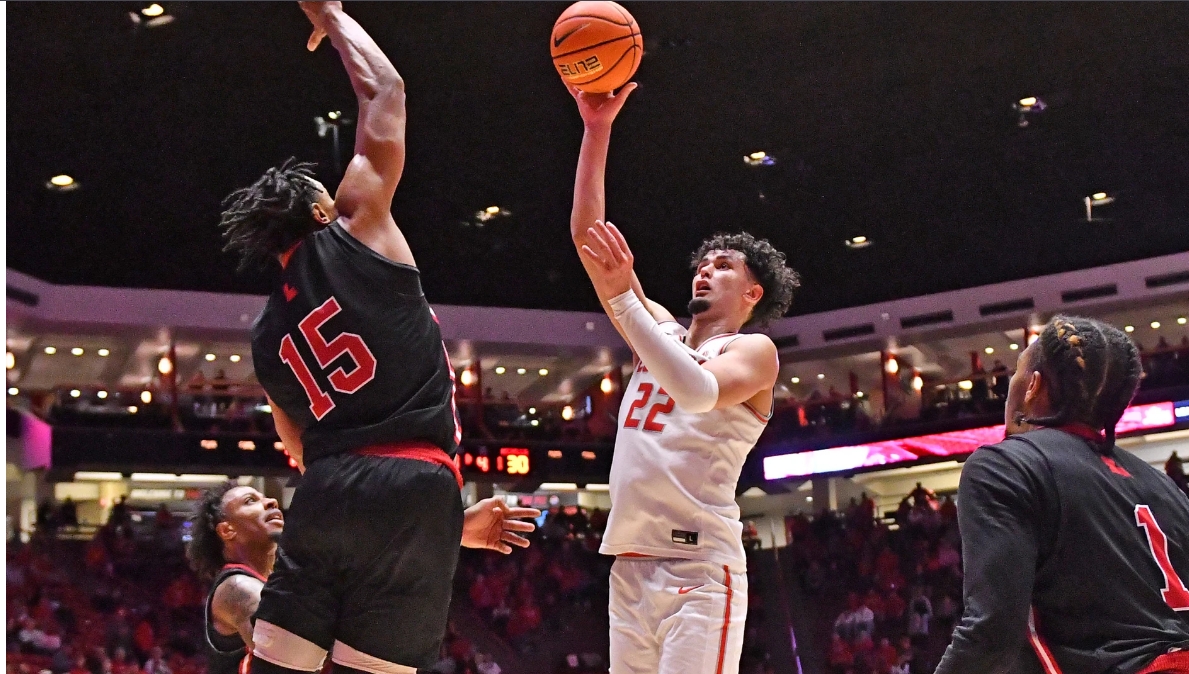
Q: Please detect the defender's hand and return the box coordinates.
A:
[568,83,637,130]
[579,220,635,299]
[299,1,341,51]
[461,498,541,554]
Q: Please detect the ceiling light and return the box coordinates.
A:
[494,366,506,375]
[44,346,57,355]
[528,407,537,415]
[1019,97,1037,107]
[71,347,84,356]
[7,388,18,396]
[141,3,164,17]
[561,405,574,421]
[1009,343,1020,351]
[205,353,216,361]
[98,348,110,357]
[530,419,540,427]
[749,151,766,160]
[158,356,173,375]
[459,369,475,387]
[538,368,549,376]
[47,175,79,191]
[229,354,241,363]
[517,368,527,375]
[743,151,775,166]
[885,358,899,375]
[600,376,614,394]
[912,375,923,391]
[817,373,825,380]
[791,377,800,384]
[141,391,152,404]
[97,390,108,399]
[1124,325,1135,333]
[70,389,81,398]
[984,347,994,355]
[845,236,872,249]
[127,406,138,414]
[1151,322,1161,329]
[1178,317,1187,325]
[1092,192,1107,200]
[958,380,973,391]
[5,352,13,370]
[327,111,340,120]
[485,206,500,215]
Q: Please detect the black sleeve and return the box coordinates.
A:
[934,444,1050,674]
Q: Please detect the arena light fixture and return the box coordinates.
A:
[75,472,123,481]
[459,369,475,387]
[517,368,527,375]
[141,391,152,404]
[44,346,57,355]
[984,347,994,355]
[1151,321,1161,329]
[47,175,79,191]
[70,389,81,398]
[127,406,138,414]
[71,347,84,356]
[528,407,537,415]
[885,358,899,375]
[561,405,574,421]
[141,3,164,17]
[5,352,13,370]
[912,375,924,391]
[958,380,973,391]
[538,368,549,376]
[1124,325,1135,333]
[1179,317,1187,325]
[7,388,18,396]
[158,356,173,375]
[205,353,217,361]
[743,151,775,166]
[229,354,241,363]
[98,348,110,357]
[494,366,506,375]
[791,377,800,384]
[97,390,108,399]
[1019,97,1037,107]
[1009,343,1020,351]
[845,236,872,249]
[600,376,614,394]
[476,206,510,222]
[530,419,540,427]
[817,373,826,380]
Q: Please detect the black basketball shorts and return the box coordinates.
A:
[253,448,464,670]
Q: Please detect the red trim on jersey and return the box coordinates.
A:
[1053,423,1106,443]
[688,332,739,350]
[238,652,251,674]
[279,241,302,270]
[742,400,771,424]
[1136,650,1189,674]
[221,563,267,583]
[714,565,734,674]
[354,441,463,489]
[1028,607,1063,674]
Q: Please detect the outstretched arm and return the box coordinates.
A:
[211,574,265,650]
[580,221,778,412]
[301,2,415,266]
[568,85,673,346]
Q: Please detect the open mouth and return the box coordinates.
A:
[265,511,283,524]
[695,280,711,295]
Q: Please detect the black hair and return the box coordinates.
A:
[1022,315,1143,452]
[186,481,237,583]
[219,158,323,272]
[690,232,801,327]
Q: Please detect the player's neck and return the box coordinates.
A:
[227,542,277,578]
[687,314,743,350]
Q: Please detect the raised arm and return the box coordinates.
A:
[211,574,265,650]
[568,85,673,343]
[301,2,414,267]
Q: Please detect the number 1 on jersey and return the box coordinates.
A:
[1136,504,1189,611]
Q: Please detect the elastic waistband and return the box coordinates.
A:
[353,441,463,489]
[1138,650,1189,674]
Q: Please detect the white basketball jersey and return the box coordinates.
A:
[599,322,771,571]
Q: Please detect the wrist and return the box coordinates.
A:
[583,121,614,136]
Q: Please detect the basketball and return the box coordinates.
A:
[550,1,642,94]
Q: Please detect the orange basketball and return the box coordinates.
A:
[550,1,642,94]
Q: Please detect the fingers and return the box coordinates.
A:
[502,520,536,534]
[615,82,638,100]
[604,222,633,263]
[307,27,326,51]
[504,507,542,520]
[502,532,531,548]
[589,222,627,266]
[585,227,617,268]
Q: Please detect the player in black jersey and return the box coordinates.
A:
[935,316,1189,674]
[188,483,285,674]
[217,4,539,674]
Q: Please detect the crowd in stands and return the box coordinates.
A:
[786,488,963,674]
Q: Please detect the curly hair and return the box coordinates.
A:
[219,158,323,272]
[186,481,238,583]
[1022,315,1143,452]
[690,232,801,327]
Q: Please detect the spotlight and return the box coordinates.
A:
[47,175,79,192]
[205,353,216,361]
[141,3,164,17]
[561,405,574,421]
[141,391,152,404]
[7,388,18,396]
[958,380,973,391]
[1151,322,1161,329]
[912,375,923,391]
[1124,325,1135,333]
[127,406,139,414]
[97,348,110,357]
[460,369,475,387]
[327,111,340,120]
[71,347,84,356]
[530,419,540,427]
[70,389,81,398]
[538,368,549,376]
[528,407,537,415]
[517,368,527,375]
[5,352,13,370]
[158,356,173,375]
[984,347,994,355]
[494,366,506,375]
[816,373,825,380]
[885,358,899,375]
[1178,317,1187,325]
[229,354,241,363]
[743,151,775,166]
[44,346,57,355]
[475,206,510,223]
[791,377,800,384]
[1009,343,1020,351]
[97,390,108,400]
[845,236,872,249]
[600,376,614,394]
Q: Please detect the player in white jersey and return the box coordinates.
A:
[565,84,801,674]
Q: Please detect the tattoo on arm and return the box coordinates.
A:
[213,576,264,650]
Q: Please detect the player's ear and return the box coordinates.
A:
[1023,370,1045,408]
[743,281,764,307]
[216,520,235,542]
[310,202,333,225]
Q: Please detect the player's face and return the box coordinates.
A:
[220,486,284,544]
[1004,342,1041,436]
[688,250,762,322]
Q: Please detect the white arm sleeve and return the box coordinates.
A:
[609,290,720,413]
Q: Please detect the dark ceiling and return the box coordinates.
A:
[8,2,1189,318]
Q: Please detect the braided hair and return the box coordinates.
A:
[186,481,238,583]
[1022,315,1143,452]
[219,158,323,273]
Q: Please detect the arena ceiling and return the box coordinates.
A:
[8,2,1189,318]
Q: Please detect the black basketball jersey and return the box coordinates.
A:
[252,222,461,464]
[937,427,1189,674]
[204,564,265,674]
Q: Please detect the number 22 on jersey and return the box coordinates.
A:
[623,383,675,433]
[279,296,378,420]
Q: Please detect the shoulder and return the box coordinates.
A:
[722,333,778,363]
[211,573,263,614]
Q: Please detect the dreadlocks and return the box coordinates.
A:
[219,158,323,272]
[1023,315,1143,452]
[690,232,801,327]
[186,481,238,583]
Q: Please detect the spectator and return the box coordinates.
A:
[742,521,762,551]
[142,648,169,674]
[876,637,899,674]
[834,593,875,643]
[828,633,855,674]
[907,588,933,647]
